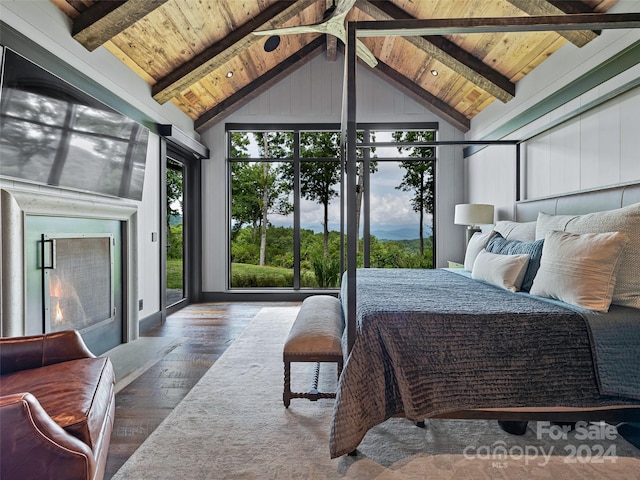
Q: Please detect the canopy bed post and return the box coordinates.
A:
[516,143,521,202]
[345,22,358,354]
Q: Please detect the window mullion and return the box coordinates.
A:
[293,131,301,290]
[363,129,371,268]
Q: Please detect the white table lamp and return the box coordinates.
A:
[454,204,494,244]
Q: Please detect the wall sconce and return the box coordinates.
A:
[454,203,494,244]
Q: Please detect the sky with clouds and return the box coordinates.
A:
[269,160,432,240]
[240,132,433,240]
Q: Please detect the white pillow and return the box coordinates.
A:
[472,249,530,292]
[463,231,496,271]
[529,230,630,312]
[494,220,537,242]
[535,203,640,309]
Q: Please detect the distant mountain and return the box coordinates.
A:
[169,214,183,226]
[295,222,433,241]
[371,225,433,241]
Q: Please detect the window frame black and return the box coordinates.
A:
[226,122,439,291]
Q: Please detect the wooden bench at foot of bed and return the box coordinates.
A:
[283,295,344,407]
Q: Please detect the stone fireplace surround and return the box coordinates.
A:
[1,187,139,343]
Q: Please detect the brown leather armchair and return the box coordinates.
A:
[0,330,116,480]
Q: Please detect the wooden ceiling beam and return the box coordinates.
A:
[326,35,338,62]
[326,0,338,62]
[152,0,316,104]
[72,0,169,52]
[505,0,599,47]
[352,13,640,37]
[369,62,471,133]
[195,37,326,132]
[360,0,515,103]
[337,44,470,132]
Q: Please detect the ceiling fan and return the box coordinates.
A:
[253,0,378,67]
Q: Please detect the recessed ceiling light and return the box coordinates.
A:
[226,71,234,78]
[430,70,439,76]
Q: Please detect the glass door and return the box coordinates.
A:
[166,157,185,307]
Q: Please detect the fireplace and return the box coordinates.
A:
[42,234,114,335]
[1,188,139,354]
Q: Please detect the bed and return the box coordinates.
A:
[329,183,640,458]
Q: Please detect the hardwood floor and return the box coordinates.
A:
[104,302,298,479]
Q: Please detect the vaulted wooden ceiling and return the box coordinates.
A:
[51,0,623,133]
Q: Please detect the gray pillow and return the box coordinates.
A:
[486,233,544,292]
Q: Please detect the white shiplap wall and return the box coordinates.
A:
[199,53,466,292]
[466,0,640,217]
[522,85,640,200]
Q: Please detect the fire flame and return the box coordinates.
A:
[54,301,64,324]
[50,274,64,298]
[50,274,64,325]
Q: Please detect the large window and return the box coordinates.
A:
[227,124,437,289]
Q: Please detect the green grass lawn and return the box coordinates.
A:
[232,263,317,288]
[168,260,331,288]
[166,259,183,289]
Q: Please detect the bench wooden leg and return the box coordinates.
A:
[283,356,342,405]
[283,360,291,408]
[309,362,321,396]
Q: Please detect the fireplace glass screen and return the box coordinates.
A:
[43,234,114,333]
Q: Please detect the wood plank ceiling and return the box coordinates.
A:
[51,0,620,133]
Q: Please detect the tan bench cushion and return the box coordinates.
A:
[284,295,343,356]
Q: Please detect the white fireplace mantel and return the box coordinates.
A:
[0,188,139,343]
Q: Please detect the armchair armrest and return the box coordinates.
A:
[0,330,95,375]
[0,392,96,480]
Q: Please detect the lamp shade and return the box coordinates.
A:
[454,204,494,226]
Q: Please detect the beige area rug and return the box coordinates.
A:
[112,307,640,479]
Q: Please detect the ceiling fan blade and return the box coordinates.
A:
[333,0,357,18]
[253,0,376,68]
[356,39,378,67]
[253,24,328,36]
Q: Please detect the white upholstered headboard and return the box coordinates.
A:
[515,183,640,222]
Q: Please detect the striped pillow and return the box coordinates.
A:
[486,233,544,292]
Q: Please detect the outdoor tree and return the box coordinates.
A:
[230,131,250,158]
[231,162,264,238]
[254,132,293,266]
[230,132,261,239]
[299,131,341,257]
[230,132,293,266]
[166,160,183,258]
[393,130,435,257]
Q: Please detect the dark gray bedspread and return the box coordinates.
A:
[583,306,640,399]
[329,268,640,458]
